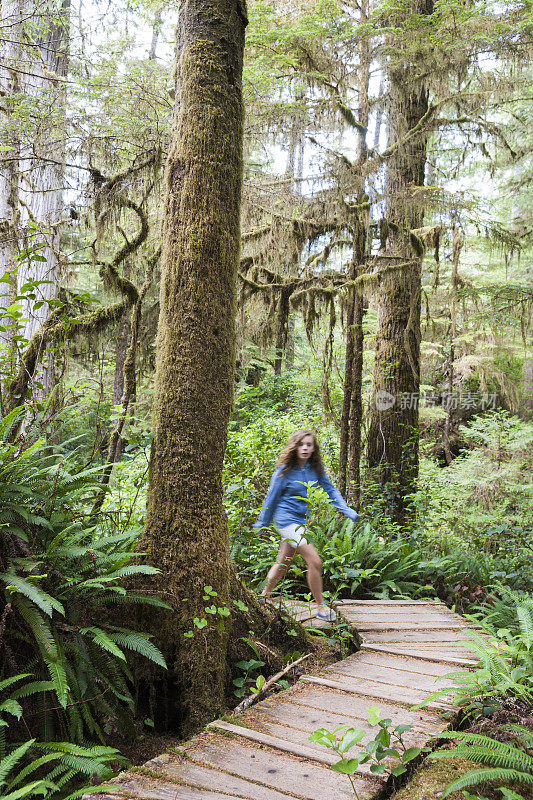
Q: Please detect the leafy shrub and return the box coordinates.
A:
[475,588,533,635]
[309,518,431,599]
[0,674,123,800]
[413,413,533,585]
[0,408,167,792]
[415,603,533,717]
[309,706,430,799]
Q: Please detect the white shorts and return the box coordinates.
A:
[279,523,308,548]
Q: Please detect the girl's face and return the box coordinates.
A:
[297,435,315,462]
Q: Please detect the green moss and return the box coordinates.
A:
[392,756,482,800]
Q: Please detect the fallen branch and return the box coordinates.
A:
[233,653,311,715]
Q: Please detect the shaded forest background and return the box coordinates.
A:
[0,0,531,796]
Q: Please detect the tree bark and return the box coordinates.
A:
[0,0,22,358]
[113,262,132,461]
[14,0,70,396]
[366,0,433,525]
[138,0,248,735]
[443,226,462,464]
[149,4,165,61]
[339,0,370,503]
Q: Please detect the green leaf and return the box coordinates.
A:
[331,758,360,774]
[378,727,391,747]
[80,627,126,661]
[394,724,413,735]
[309,729,336,746]
[391,764,408,777]
[0,674,32,693]
[108,630,167,668]
[0,740,35,785]
[8,753,61,788]
[402,747,422,762]
[48,661,69,708]
[1,573,64,617]
[339,729,366,753]
[0,699,23,719]
[1,781,52,800]
[367,707,382,725]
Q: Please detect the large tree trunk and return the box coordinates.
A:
[443,226,462,464]
[4,0,70,396]
[0,0,22,362]
[366,0,433,524]
[139,0,248,735]
[338,0,370,503]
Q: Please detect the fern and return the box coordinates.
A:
[516,604,533,649]
[0,740,35,786]
[0,738,124,799]
[108,628,167,668]
[1,424,167,792]
[1,572,65,616]
[442,768,533,796]
[430,729,533,798]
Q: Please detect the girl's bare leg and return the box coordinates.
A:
[262,541,296,595]
[295,542,324,606]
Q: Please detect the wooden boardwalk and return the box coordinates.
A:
[92,600,476,800]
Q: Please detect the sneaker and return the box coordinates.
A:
[258,594,272,605]
[316,605,337,621]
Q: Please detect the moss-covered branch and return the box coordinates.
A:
[7,198,150,413]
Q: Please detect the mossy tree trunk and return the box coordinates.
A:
[138,0,248,735]
[443,226,462,464]
[367,0,433,524]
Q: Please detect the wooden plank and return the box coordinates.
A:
[360,644,477,666]
[361,630,473,643]
[247,708,445,755]
[87,773,247,800]
[335,600,442,605]
[257,690,446,734]
[218,717,415,779]
[279,604,315,622]
[299,675,453,710]
[343,616,464,626]
[353,650,468,677]
[339,601,454,619]
[346,621,467,631]
[340,607,457,615]
[302,617,331,629]
[181,733,378,800]
[144,753,297,800]
[325,657,459,690]
[364,642,477,653]
[342,611,466,621]
[207,720,341,768]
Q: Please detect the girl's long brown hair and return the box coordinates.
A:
[275,429,325,476]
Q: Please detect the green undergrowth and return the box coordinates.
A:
[0,408,168,798]
[391,756,485,800]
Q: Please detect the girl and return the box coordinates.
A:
[253,429,359,621]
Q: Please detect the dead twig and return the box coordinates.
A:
[233,653,311,714]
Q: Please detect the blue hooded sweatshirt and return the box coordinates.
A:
[253,462,358,531]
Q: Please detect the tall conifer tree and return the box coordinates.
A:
[140,0,248,733]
